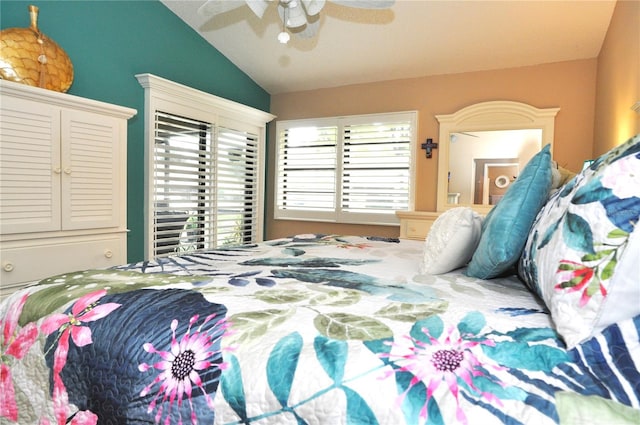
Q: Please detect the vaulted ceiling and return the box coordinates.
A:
[161,0,617,95]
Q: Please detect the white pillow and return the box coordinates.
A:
[421,207,483,275]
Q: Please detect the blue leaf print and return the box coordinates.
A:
[562,212,595,254]
[314,336,348,383]
[410,315,444,343]
[363,338,392,358]
[229,277,250,286]
[267,332,303,408]
[498,327,559,343]
[235,270,262,278]
[256,277,276,287]
[458,311,485,336]
[221,354,248,422]
[267,239,292,246]
[395,371,442,425]
[482,342,569,372]
[343,386,379,425]
[463,374,527,402]
[601,195,640,233]
[571,176,610,204]
[537,219,560,250]
[559,178,577,197]
[496,307,546,317]
[283,247,306,256]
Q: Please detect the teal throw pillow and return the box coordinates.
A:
[466,144,553,279]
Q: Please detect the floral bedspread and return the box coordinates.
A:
[2,234,638,424]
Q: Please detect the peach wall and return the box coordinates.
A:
[593,0,640,155]
[267,59,597,240]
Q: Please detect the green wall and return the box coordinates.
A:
[1,0,271,262]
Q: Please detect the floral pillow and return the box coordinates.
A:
[519,134,640,348]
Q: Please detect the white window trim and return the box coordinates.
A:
[274,111,417,226]
[136,73,275,259]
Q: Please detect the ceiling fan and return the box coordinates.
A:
[198,0,395,43]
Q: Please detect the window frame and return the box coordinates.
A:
[137,74,274,260]
[274,111,417,225]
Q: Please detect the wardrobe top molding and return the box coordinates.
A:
[0,79,137,119]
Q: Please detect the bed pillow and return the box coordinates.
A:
[519,134,640,348]
[466,144,553,279]
[420,207,482,275]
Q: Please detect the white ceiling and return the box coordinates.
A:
[161,0,617,95]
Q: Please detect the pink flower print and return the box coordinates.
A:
[381,326,504,425]
[40,290,120,424]
[600,155,640,199]
[1,294,39,421]
[138,313,230,425]
[555,260,603,307]
[40,290,121,348]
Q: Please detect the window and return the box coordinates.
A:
[138,74,274,259]
[275,112,417,225]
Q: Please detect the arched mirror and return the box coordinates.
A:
[435,101,559,214]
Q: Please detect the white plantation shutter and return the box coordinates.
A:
[276,123,338,221]
[275,112,416,224]
[341,118,412,222]
[215,126,260,246]
[153,112,215,256]
[138,74,274,260]
[152,112,261,257]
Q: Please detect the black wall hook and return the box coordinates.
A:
[421,138,438,158]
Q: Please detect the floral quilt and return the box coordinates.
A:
[2,234,638,424]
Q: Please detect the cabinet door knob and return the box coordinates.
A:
[3,262,14,272]
[64,168,72,174]
[104,249,113,259]
[53,167,62,174]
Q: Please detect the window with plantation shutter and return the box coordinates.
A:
[138,74,274,260]
[275,111,416,225]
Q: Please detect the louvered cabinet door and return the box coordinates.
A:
[60,109,122,230]
[0,97,62,235]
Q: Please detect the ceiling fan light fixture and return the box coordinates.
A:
[278,4,290,44]
[198,0,395,43]
[278,30,290,43]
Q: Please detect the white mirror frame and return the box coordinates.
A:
[435,101,559,214]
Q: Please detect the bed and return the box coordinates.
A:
[2,134,639,424]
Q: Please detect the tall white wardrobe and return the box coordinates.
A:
[0,80,136,296]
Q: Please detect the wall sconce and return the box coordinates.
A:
[421,138,438,158]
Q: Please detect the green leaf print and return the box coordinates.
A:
[226,308,296,345]
[314,312,393,340]
[375,301,449,322]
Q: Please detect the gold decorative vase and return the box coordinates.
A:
[0,5,74,92]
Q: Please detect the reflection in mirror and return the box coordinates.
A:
[435,101,559,213]
[448,129,542,206]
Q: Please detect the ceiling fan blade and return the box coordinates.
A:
[197,0,246,16]
[302,0,326,16]
[245,0,270,19]
[331,0,394,9]
[294,16,320,38]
